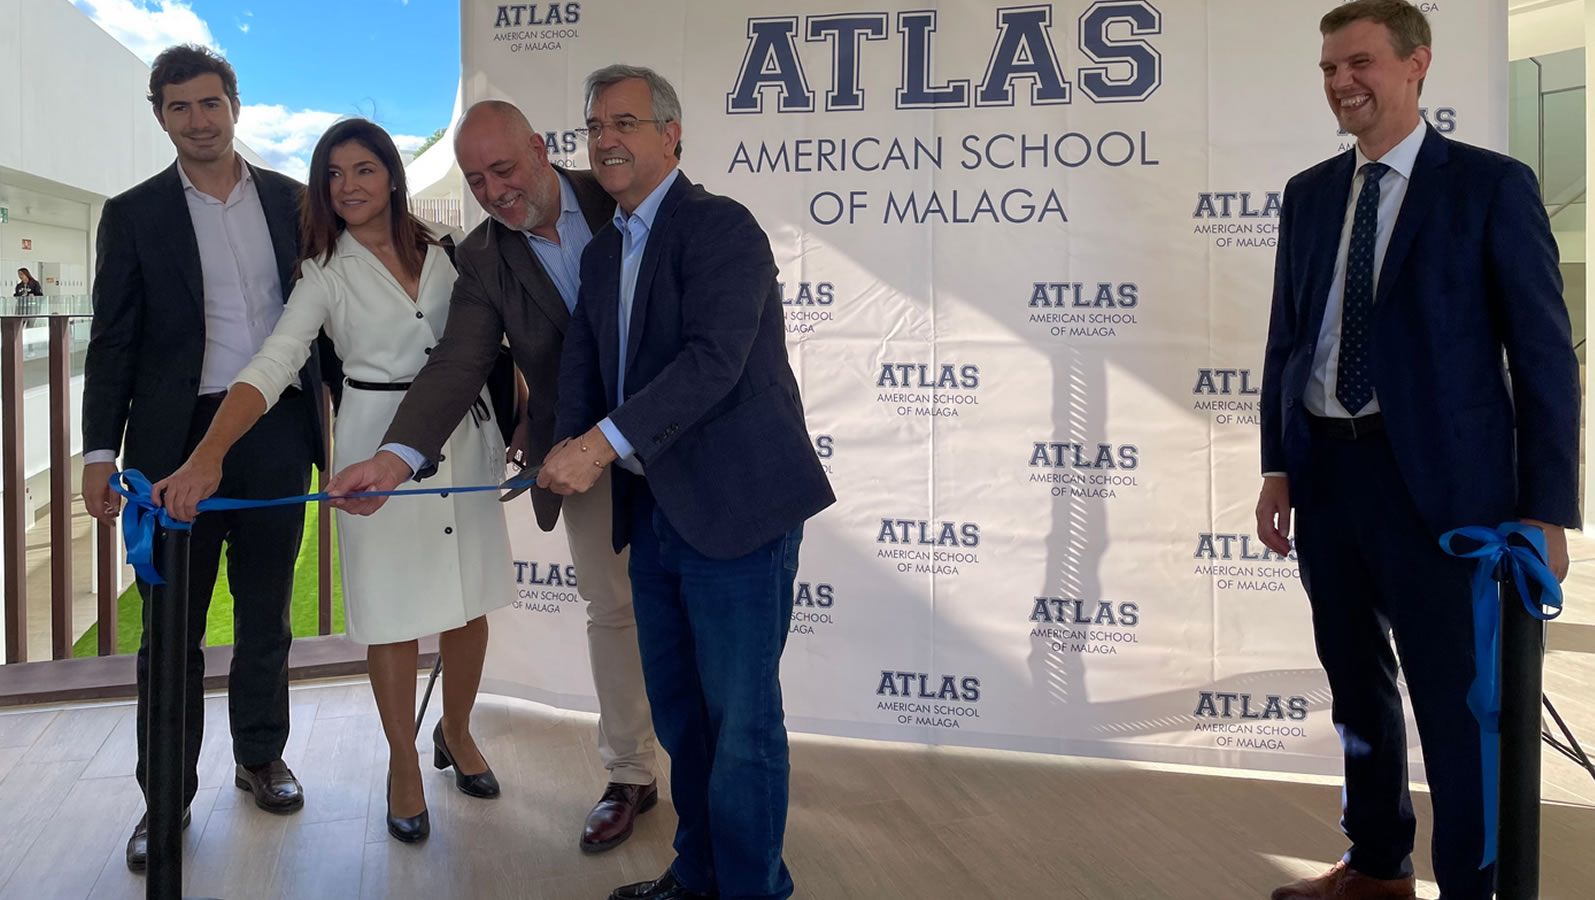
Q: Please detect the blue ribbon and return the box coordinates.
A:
[110,468,535,585]
[1438,521,1563,869]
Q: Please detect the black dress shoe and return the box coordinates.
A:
[235,759,304,814]
[386,773,430,844]
[125,807,192,873]
[582,780,659,853]
[608,869,716,900]
[432,721,500,798]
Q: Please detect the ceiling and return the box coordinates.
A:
[0,168,97,231]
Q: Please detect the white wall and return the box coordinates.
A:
[0,218,87,269]
[0,0,175,197]
[1513,0,1588,60]
[0,0,160,646]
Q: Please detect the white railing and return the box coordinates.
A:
[410,198,464,228]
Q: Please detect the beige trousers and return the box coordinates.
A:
[560,467,657,784]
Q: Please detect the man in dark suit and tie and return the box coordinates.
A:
[80,44,335,871]
[1256,3,1579,898]
[538,65,834,900]
[328,100,664,851]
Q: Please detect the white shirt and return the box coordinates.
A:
[85,157,288,466]
[1305,118,1428,417]
[180,160,289,395]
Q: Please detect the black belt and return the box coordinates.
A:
[348,378,491,427]
[198,385,301,402]
[1307,412,1385,440]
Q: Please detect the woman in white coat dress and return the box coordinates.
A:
[153,120,513,844]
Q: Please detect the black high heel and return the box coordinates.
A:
[433,721,501,798]
[386,772,430,843]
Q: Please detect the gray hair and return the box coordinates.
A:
[583,64,683,159]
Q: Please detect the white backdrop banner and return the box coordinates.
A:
[466,0,1504,777]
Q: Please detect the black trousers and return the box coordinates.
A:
[134,392,313,808]
[1295,421,1494,899]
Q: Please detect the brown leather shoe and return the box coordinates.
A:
[234,759,304,814]
[125,807,191,873]
[1271,861,1416,900]
[581,780,659,853]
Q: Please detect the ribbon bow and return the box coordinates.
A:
[110,469,200,584]
[1438,521,1563,869]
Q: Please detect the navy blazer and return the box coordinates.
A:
[1260,126,1580,535]
[556,171,835,559]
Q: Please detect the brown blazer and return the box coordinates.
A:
[383,167,615,531]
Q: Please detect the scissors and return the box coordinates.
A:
[499,462,542,503]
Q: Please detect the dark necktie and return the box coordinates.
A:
[1334,161,1389,416]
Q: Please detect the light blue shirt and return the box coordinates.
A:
[526,172,593,313]
[597,167,681,475]
[1306,118,1427,418]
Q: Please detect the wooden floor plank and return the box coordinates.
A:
[0,666,1588,899]
[0,759,90,889]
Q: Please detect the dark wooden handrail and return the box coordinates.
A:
[2,316,25,663]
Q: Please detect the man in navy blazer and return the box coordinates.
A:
[1257,3,1578,898]
[539,65,834,900]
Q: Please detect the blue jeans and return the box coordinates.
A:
[627,485,799,900]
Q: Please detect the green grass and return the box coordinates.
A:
[73,504,346,657]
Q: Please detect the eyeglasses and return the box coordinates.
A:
[579,118,666,140]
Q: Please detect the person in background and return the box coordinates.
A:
[13,267,43,296]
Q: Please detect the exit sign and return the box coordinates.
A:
[0,206,8,223]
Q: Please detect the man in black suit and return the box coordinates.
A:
[330,100,663,851]
[80,44,334,872]
[1257,3,1578,898]
[540,65,834,900]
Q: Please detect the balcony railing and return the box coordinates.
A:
[0,296,383,704]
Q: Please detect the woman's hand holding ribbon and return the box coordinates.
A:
[150,451,224,522]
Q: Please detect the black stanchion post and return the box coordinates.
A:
[143,523,222,900]
[1497,574,1544,899]
[145,524,190,900]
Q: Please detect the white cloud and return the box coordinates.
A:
[76,2,428,183]
[236,105,429,182]
[235,105,341,182]
[74,0,220,64]
[392,134,428,152]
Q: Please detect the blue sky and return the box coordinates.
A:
[73,0,462,179]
